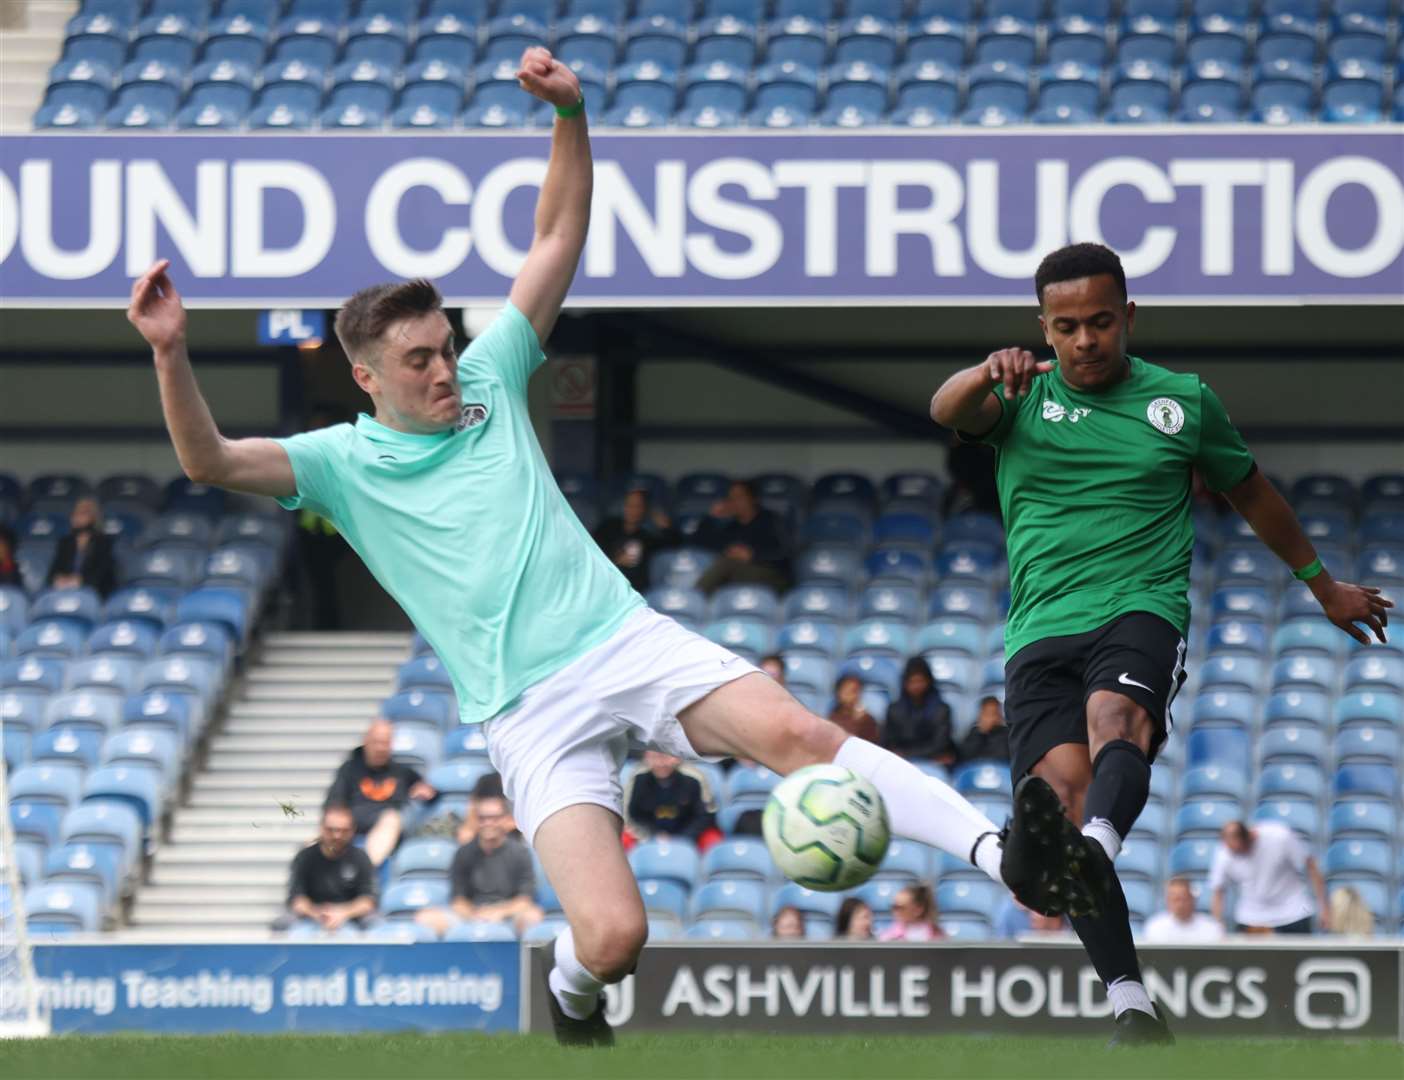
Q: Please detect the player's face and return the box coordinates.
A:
[1038,274,1136,392]
[359,311,461,434]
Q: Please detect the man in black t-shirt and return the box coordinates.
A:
[285,804,378,932]
[418,794,542,937]
[959,696,1011,764]
[325,719,437,866]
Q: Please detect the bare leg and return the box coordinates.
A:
[364,809,402,867]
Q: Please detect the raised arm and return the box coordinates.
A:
[507,47,589,346]
[128,260,296,499]
[930,349,1053,435]
[1222,469,1391,645]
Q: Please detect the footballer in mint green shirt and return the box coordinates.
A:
[273,301,642,725]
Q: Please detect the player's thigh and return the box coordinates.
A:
[678,672,845,775]
[1004,635,1090,785]
[533,803,646,976]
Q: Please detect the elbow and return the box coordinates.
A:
[182,460,218,486]
[929,392,951,427]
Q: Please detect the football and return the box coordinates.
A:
[762,764,891,891]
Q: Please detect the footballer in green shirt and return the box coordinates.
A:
[932,242,1392,1046]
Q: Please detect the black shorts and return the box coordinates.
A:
[1004,611,1188,780]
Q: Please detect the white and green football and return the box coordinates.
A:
[762,764,891,891]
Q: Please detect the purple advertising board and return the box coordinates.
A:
[1,129,1400,307]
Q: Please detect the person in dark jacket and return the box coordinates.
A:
[325,718,437,866]
[592,489,677,592]
[46,496,117,597]
[624,750,717,844]
[881,657,956,765]
[959,695,1011,764]
[694,480,792,595]
[0,525,21,588]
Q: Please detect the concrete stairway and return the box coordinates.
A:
[0,1,76,130]
[127,633,410,936]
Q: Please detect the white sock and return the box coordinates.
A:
[548,927,604,1021]
[1083,817,1122,861]
[1107,977,1155,1018]
[834,737,1004,886]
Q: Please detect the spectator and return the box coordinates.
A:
[624,750,719,847]
[325,719,437,867]
[1327,886,1375,936]
[834,897,874,941]
[759,654,786,686]
[282,804,378,932]
[958,696,1010,764]
[592,488,677,593]
[1209,820,1328,934]
[46,496,116,597]
[880,884,945,942]
[0,525,20,588]
[418,793,543,937]
[454,771,509,847]
[772,904,805,939]
[695,480,792,595]
[882,658,956,765]
[1142,877,1225,944]
[828,674,879,743]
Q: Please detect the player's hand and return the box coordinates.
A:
[128,259,187,353]
[983,348,1054,400]
[1316,579,1392,645]
[516,47,581,109]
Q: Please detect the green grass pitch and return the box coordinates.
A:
[1,1032,1400,1080]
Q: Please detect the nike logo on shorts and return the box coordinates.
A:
[1118,672,1153,693]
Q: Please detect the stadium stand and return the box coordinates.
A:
[27,0,1404,128]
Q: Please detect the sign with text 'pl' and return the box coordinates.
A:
[258,308,325,345]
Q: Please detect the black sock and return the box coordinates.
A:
[1070,883,1144,988]
[1082,739,1151,854]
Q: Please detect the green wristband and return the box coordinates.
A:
[555,95,585,119]
[1293,557,1324,582]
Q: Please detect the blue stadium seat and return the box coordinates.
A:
[413,14,478,67]
[425,759,495,799]
[778,618,842,659]
[772,0,831,19]
[637,878,689,921]
[556,13,619,70]
[974,16,1037,68]
[1321,59,1385,121]
[3,692,50,741]
[10,763,86,811]
[384,689,456,735]
[381,879,450,920]
[481,13,547,64]
[103,587,176,632]
[86,619,159,661]
[388,726,439,773]
[1258,723,1328,765]
[270,18,340,70]
[159,622,234,668]
[953,762,1011,798]
[17,621,85,661]
[771,882,842,921]
[1116,837,1160,882]
[1253,798,1320,840]
[804,510,870,549]
[937,879,1001,917]
[795,548,861,588]
[0,587,27,635]
[62,14,130,72]
[10,801,64,847]
[650,548,716,590]
[1264,690,1331,733]
[858,585,922,625]
[1357,546,1404,586]
[203,14,270,69]
[702,838,774,884]
[83,765,161,829]
[1273,622,1349,659]
[1335,721,1399,765]
[704,618,775,660]
[321,87,390,128]
[1181,764,1248,802]
[1198,655,1262,692]
[32,589,102,633]
[177,82,253,127]
[3,725,31,773]
[1333,764,1398,801]
[25,881,104,934]
[1205,620,1266,658]
[686,918,760,941]
[781,655,835,696]
[59,800,141,869]
[1328,800,1396,842]
[132,14,201,69]
[753,59,820,116]
[903,15,966,69]
[101,729,178,783]
[914,620,983,659]
[137,656,218,706]
[66,656,139,699]
[1187,726,1251,773]
[648,586,708,625]
[1270,654,1334,693]
[1169,838,1217,877]
[1257,762,1326,802]
[2,657,66,696]
[344,12,410,67]
[1342,654,1400,693]
[44,842,122,906]
[692,15,756,68]
[629,838,700,889]
[834,16,899,69]
[397,656,454,696]
[442,724,489,761]
[1324,839,1392,881]
[622,15,687,69]
[843,619,912,661]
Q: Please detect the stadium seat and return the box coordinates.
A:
[650,548,716,590]
[82,765,161,828]
[872,839,932,883]
[771,882,843,921]
[1333,764,1398,801]
[1334,724,1399,766]
[138,656,218,704]
[1270,654,1335,693]
[1328,800,1397,841]
[382,689,454,734]
[1187,726,1251,773]
[1253,798,1321,840]
[122,691,193,745]
[1344,655,1403,693]
[43,843,123,905]
[103,588,176,633]
[1190,690,1254,729]
[796,548,863,588]
[45,691,122,737]
[691,879,767,923]
[30,727,102,771]
[629,838,700,889]
[426,759,494,798]
[389,838,456,882]
[1169,838,1217,877]
[834,16,899,69]
[10,801,64,848]
[1257,763,1326,801]
[382,879,451,919]
[1335,691,1401,728]
[1181,765,1248,802]
[1264,689,1330,730]
[1198,655,1263,692]
[1324,839,1393,881]
[10,763,85,811]
[25,881,104,933]
[937,879,1001,917]
[442,724,489,762]
[17,620,85,661]
[701,838,774,884]
[1258,723,1328,765]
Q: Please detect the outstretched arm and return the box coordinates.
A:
[508,47,589,346]
[128,260,295,499]
[1223,469,1391,644]
[930,349,1053,435]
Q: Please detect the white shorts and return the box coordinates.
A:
[482,606,758,845]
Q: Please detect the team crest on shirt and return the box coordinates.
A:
[1147,397,1185,435]
[456,402,489,432]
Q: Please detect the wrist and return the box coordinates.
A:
[1305,566,1335,598]
[555,94,585,119]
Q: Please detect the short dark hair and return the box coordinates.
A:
[322,802,353,822]
[334,278,444,367]
[471,771,504,801]
[1034,243,1127,305]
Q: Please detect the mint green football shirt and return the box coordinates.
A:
[274,303,643,724]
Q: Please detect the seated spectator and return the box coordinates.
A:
[958,695,1010,763]
[625,750,719,849]
[280,804,378,932]
[759,654,786,686]
[835,897,874,941]
[772,904,805,939]
[0,525,20,587]
[695,480,791,595]
[880,884,944,941]
[1143,876,1225,944]
[829,674,879,743]
[1209,820,1327,934]
[454,771,508,847]
[1327,886,1375,937]
[325,719,437,867]
[46,496,116,596]
[882,658,955,765]
[418,793,543,937]
[592,488,677,592]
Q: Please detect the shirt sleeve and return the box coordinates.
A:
[450,845,476,901]
[273,425,347,517]
[459,301,546,397]
[957,385,1024,447]
[353,850,378,901]
[1206,846,1231,891]
[286,848,311,904]
[1194,382,1256,492]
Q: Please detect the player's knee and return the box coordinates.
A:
[773,703,844,772]
[576,915,646,983]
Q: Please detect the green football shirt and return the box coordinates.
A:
[274,303,643,724]
[970,356,1255,661]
